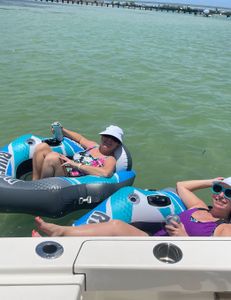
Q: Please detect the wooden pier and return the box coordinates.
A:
[36,0,231,18]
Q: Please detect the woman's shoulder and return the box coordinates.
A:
[214,223,231,236]
[102,155,117,166]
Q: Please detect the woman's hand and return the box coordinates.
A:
[165,221,188,236]
[59,155,80,168]
[211,177,224,183]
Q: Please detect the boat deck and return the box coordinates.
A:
[0,237,230,300]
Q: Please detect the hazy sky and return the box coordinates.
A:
[150,0,231,8]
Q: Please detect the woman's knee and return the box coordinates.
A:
[34,142,51,154]
[109,220,127,233]
[44,152,60,165]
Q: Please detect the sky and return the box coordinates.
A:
[148,0,231,8]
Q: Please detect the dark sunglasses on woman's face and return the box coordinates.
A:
[102,135,120,144]
[211,183,231,200]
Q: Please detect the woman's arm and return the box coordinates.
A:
[60,155,116,178]
[62,127,96,149]
[176,178,222,209]
[78,156,116,177]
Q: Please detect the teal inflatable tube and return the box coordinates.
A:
[0,134,136,218]
[73,186,186,226]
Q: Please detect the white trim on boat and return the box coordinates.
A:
[0,237,230,300]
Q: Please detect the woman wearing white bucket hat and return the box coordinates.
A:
[32,124,124,180]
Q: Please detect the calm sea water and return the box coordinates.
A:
[0,0,230,236]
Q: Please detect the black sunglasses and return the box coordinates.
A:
[101,134,121,143]
[211,183,231,200]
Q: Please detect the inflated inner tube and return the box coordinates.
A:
[73,186,187,229]
[0,134,136,217]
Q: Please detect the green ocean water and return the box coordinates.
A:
[0,0,230,236]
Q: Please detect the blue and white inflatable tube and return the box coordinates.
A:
[0,134,136,218]
[73,186,186,227]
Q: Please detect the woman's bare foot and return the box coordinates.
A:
[32,229,42,237]
[35,216,64,236]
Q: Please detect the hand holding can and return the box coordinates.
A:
[165,214,181,225]
[165,214,188,236]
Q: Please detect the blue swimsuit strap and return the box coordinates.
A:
[190,208,210,223]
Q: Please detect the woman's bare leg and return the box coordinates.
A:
[34,217,148,237]
[32,143,52,180]
[40,152,66,178]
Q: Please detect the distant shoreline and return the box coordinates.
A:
[35,0,231,17]
[141,1,231,10]
[3,0,230,10]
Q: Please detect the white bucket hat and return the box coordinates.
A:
[221,177,231,186]
[99,125,124,143]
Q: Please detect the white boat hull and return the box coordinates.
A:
[0,237,230,300]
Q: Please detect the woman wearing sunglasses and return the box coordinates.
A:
[157,177,231,237]
[32,177,231,237]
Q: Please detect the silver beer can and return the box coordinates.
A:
[165,214,181,225]
[51,122,63,142]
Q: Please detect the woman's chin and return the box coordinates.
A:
[214,201,227,210]
[100,146,110,155]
